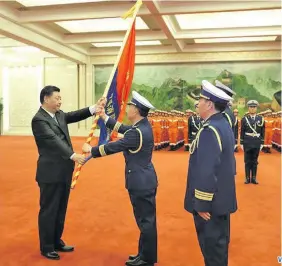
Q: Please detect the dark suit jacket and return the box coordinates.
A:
[32,107,93,184]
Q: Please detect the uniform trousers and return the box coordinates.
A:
[193,212,229,266]
[129,189,158,264]
[244,146,260,178]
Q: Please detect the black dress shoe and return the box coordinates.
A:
[244,177,250,184]
[55,245,74,252]
[125,256,154,266]
[41,251,60,260]
[128,254,139,260]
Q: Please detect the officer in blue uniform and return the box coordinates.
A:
[215,81,237,244]
[188,101,202,145]
[233,109,239,152]
[240,100,265,185]
[184,80,237,266]
[215,80,236,134]
[82,91,158,266]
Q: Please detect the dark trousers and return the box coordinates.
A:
[38,182,71,252]
[193,213,229,266]
[129,189,157,264]
[244,146,260,178]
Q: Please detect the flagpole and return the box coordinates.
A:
[71,0,143,189]
[102,0,142,98]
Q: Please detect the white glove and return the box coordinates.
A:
[260,145,263,151]
[241,145,244,151]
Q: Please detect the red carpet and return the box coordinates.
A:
[0,136,280,266]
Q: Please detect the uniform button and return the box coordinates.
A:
[128,170,131,173]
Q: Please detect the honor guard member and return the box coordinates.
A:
[233,109,239,152]
[272,112,278,149]
[188,101,202,145]
[215,80,236,133]
[240,100,265,185]
[276,112,282,149]
[263,109,274,153]
[153,110,162,150]
[82,91,158,266]
[184,110,192,151]
[168,110,178,151]
[177,112,184,149]
[148,111,154,126]
[184,80,237,266]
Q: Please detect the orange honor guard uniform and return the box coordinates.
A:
[164,111,169,148]
[277,111,282,149]
[272,112,278,148]
[153,111,162,150]
[263,109,274,153]
[184,110,192,151]
[168,110,178,151]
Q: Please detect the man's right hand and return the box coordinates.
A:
[198,212,211,221]
[72,154,86,165]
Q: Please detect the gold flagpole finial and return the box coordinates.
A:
[122,0,143,19]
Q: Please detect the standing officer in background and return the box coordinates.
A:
[184,109,192,151]
[215,80,236,133]
[240,100,265,184]
[188,101,202,146]
[233,109,239,152]
[152,110,162,151]
[31,85,103,260]
[263,109,274,153]
[184,80,237,266]
[168,110,178,151]
[82,91,158,266]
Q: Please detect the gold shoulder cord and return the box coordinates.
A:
[189,125,222,154]
[129,128,143,154]
[257,116,264,127]
[189,127,205,155]
[222,112,232,127]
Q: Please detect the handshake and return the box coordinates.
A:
[71,97,107,165]
[71,143,93,165]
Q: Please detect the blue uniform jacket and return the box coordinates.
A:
[223,106,236,133]
[91,117,158,191]
[184,113,237,215]
[240,115,265,148]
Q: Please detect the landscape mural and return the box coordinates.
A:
[94,62,281,117]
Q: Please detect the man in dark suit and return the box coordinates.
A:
[82,91,158,266]
[31,85,103,260]
[184,80,237,266]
